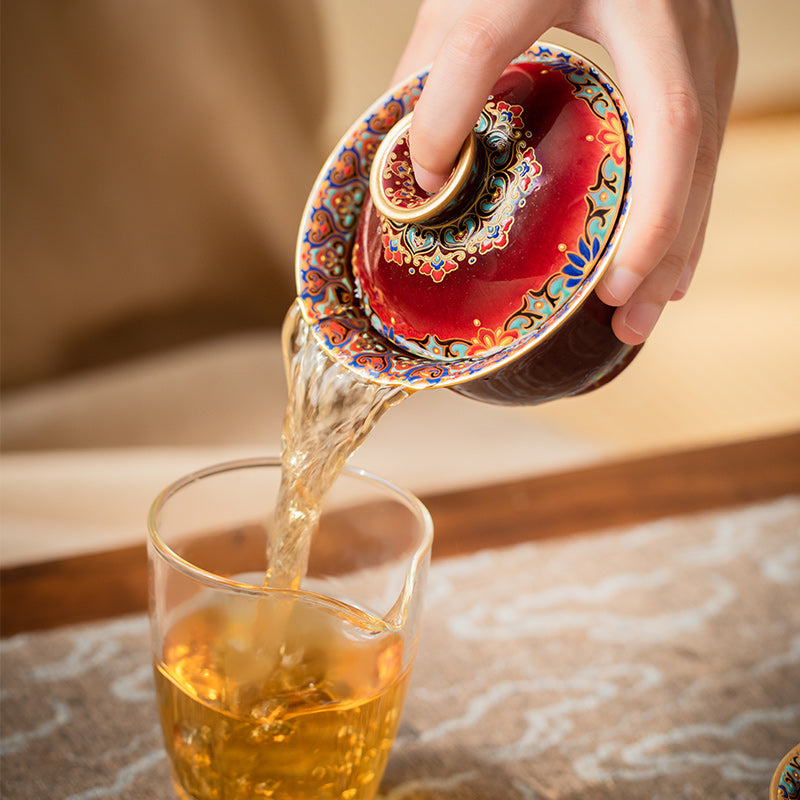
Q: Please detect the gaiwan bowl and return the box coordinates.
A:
[771,743,800,800]
[295,42,639,406]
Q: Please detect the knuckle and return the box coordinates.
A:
[691,91,723,182]
[693,136,720,184]
[655,83,702,143]
[646,208,683,253]
[444,14,506,66]
[658,251,689,283]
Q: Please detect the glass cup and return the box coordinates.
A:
[147,457,433,800]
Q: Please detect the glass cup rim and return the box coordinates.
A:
[147,456,434,626]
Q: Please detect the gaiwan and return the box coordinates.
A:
[296,42,639,405]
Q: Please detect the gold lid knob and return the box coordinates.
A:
[369,112,477,225]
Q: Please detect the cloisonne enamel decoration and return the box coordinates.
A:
[771,744,800,800]
[296,43,639,405]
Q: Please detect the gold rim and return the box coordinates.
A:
[369,112,477,224]
[770,743,800,799]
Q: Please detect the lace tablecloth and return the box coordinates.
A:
[3,497,799,799]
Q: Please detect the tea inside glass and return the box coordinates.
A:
[147,458,432,800]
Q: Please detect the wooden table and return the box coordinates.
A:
[3,431,799,800]
[3,430,798,638]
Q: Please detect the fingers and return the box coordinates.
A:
[671,198,711,300]
[394,0,738,344]
[391,0,472,86]
[593,8,702,313]
[594,1,737,344]
[407,0,561,192]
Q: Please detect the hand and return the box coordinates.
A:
[391,0,738,344]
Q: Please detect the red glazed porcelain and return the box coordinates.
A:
[296,43,639,405]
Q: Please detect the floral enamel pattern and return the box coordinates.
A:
[296,44,633,388]
[774,747,800,800]
[377,101,541,284]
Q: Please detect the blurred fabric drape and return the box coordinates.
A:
[1,0,326,387]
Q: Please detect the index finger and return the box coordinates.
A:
[408,0,560,192]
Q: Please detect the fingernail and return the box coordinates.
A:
[411,161,448,195]
[623,302,662,340]
[601,267,642,305]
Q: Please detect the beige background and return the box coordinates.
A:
[1,1,799,565]
[3,0,799,388]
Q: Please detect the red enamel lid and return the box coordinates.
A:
[351,56,631,362]
[296,44,633,392]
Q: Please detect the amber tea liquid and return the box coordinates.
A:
[155,594,410,800]
[155,306,414,799]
